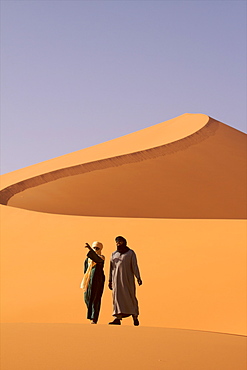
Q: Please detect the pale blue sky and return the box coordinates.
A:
[1,0,246,174]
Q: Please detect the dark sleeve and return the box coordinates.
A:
[87,249,104,264]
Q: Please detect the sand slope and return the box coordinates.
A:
[0,113,246,369]
[1,324,246,370]
[1,206,246,335]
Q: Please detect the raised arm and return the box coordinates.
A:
[84,243,104,264]
[87,249,105,264]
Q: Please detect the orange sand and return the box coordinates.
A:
[0,113,246,369]
[1,324,246,370]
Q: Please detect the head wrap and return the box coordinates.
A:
[92,241,103,252]
[115,236,127,245]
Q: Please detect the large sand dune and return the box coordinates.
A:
[1,114,246,219]
[0,113,246,369]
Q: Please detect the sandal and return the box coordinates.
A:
[133,318,139,326]
[108,318,121,325]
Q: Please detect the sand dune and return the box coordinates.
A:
[1,114,246,219]
[0,113,208,190]
[1,324,246,370]
[0,113,246,369]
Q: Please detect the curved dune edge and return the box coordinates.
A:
[0,113,209,190]
[2,115,246,219]
[1,324,246,370]
[0,115,215,206]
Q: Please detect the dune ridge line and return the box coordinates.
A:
[0,116,217,205]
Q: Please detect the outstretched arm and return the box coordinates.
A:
[84,243,104,264]
[87,249,105,264]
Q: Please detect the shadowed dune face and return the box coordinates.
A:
[3,118,247,219]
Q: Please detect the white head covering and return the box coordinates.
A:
[92,241,103,253]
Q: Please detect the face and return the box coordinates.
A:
[92,244,101,254]
[116,239,125,248]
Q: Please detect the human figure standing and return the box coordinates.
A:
[108,236,142,326]
[80,241,105,324]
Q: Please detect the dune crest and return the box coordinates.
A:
[0,113,209,189]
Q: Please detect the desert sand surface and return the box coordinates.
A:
[0,113,246,369]
[1,324,246,370]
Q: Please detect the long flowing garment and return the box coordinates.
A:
[109,249,141,317]
[84,250,105,323]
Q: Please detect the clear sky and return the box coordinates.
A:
[1,0,246,174]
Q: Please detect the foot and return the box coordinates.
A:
[133,318,139,326]
[91,320,97,324]
[108,318,121,325]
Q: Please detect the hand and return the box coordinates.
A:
[85,243,91,249]
[108,281,113,290]
[137,278,142,286]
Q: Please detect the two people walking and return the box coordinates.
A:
[80,236,142,326]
